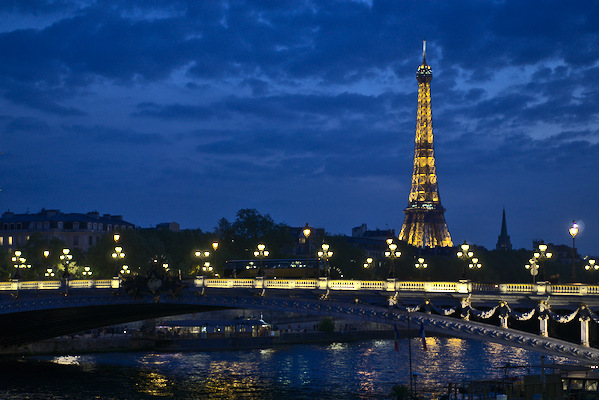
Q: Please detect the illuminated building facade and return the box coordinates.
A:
[0,208,135,251]
[399,42,453,248]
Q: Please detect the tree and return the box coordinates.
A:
[326,235,368,279]
[317,317,335,333]
[216,209,295,260]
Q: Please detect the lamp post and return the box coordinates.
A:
[195,250,211,273]
[254,243,269,277]
[534,243,553,282]
[82,266,93,277]
[385,239,401,279]
[60,248,72,279]
[525,258,539,284]
[585,259,597,284]
[414,257,427,280]
[112,239,126,277]
[11,250,31,280]
[363,257,373,269]
[317,243,333,278]
[457,241,474,280]
[468,257,482,282]
[43,250,50,280]
[195,242,219,277]
[569,221,579,281]
[303,223,311,268]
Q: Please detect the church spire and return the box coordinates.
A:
[496,208,512,251]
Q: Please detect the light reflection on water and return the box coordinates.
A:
[0,338,581,399]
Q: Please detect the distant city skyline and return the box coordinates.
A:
[0,1,597,255]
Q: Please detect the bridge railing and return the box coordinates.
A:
[4,278,599,298]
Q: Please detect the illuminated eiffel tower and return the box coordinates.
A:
[398,41,453,248]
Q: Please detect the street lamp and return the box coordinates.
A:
[82,266,93,277]
[525,258,539,284]
[254,243,269,277]
[385,239,401,279]
[112,244,126,276]
[201,262,214,275]
[534,243,553,282]
[317,243,333,278]
[457,241,474,280]
[569,221,579,281]
[585,259,597,284]
[468,257,482,282]
[60,248,73,279]
[11,250,31,279]
[303,223,311,268]
[414,257,427,280]
[195,250,214,277]
[364,257,373,269]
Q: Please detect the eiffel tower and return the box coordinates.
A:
[398,41,453,248]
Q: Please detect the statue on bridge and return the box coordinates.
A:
[121,257,184,301]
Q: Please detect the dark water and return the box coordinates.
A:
[0,338,579,399]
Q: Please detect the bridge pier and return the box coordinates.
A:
[318,277,328,290]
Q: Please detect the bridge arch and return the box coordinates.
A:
[2,278,599,362]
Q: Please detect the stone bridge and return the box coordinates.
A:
[2,277,599,361]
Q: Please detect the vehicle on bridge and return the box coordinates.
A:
[224,258,320,279]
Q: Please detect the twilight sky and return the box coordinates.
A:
[1,0,598,255]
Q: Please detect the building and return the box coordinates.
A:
[398,41,453,249]
[348,224,394,260]
[496,208,512,250]
[0,208,136,251]
[289,224,325,258]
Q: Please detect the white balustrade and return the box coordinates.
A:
[2,278,599,300]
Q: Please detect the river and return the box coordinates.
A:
[0,338,580,399]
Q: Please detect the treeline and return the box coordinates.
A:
[0,208,569,283]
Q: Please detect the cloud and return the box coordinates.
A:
[6,116,50,133]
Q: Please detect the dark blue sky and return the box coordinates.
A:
[1,1,598,255]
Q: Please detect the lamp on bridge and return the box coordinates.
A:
[303,223,311,268]
[468,257,482,282]
[569,221,579,281]
[385,239,401,279]
[194,250,211,274]
[525,258,539,284]
[534,243,552,282]
[11,250,31,280]
[112,241,126,277]
[585,259,597,284]
[414,257,427,280]
[43,250,51,279]
[364,257,373,269]
[254,243,269,277]
[82,266,93,277]
[60,248,72,279]
[457,241,474,280]
[317,243,333,278]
